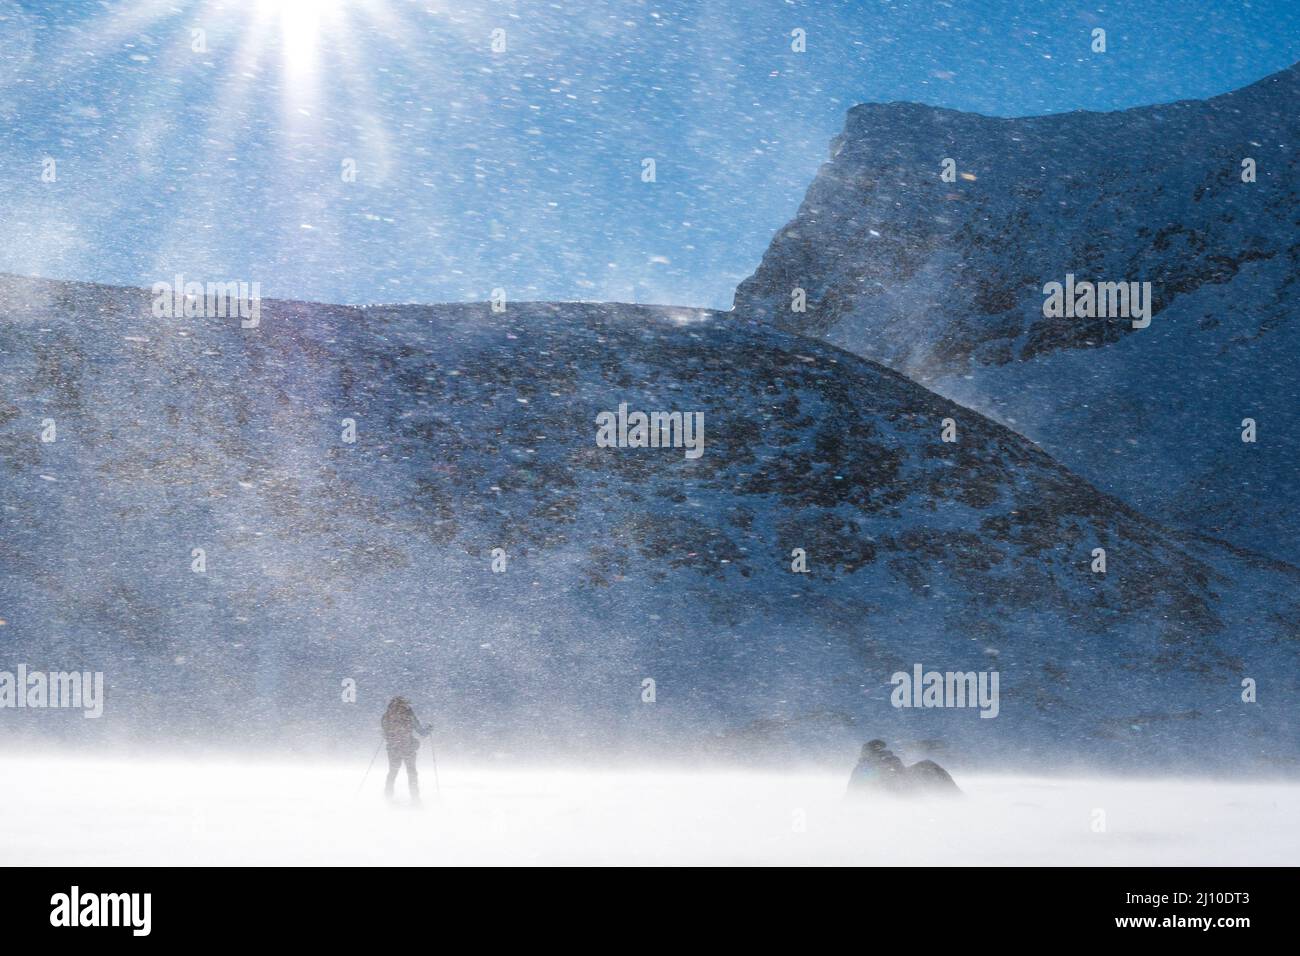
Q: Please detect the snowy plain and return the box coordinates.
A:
[1,750,1296,866]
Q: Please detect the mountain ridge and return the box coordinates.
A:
[732,60,1300,564]
[1,273,1297,766]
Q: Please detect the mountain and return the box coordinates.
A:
[733,62,1300,565]
[1,274,1296,765]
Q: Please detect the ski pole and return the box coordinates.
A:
[427,730,443,801]
[354,740,384,799]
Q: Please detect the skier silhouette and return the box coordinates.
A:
[381,696,430,802]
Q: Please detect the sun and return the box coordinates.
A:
[257,0,344,22]
[32,0,480,260]
[255,0,347,74]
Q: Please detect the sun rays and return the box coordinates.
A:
[23,0,481,283]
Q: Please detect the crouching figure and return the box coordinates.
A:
[846,739,960,797]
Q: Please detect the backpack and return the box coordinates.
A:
[382,702,415,739]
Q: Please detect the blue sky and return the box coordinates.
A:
[1,0,1298,309]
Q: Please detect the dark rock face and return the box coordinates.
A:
[733,63,1300,563]
[1,274,1296,763]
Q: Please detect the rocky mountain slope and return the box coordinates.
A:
[733,62,1300,564]
[1,274,1296,765]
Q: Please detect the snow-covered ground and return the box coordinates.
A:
[1,750,1296,865]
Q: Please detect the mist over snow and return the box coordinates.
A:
[2,749,1297,866]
